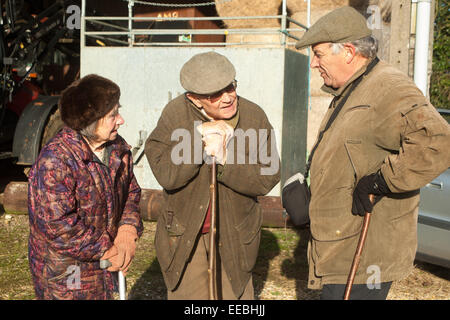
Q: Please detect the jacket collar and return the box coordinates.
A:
[59,126,131,163]
[321,57,374,97]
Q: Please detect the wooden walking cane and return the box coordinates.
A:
[344,194,375,300]
[208,156,218,300]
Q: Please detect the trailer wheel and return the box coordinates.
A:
[41,108,64,148]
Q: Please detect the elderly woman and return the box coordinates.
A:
[28,74,143,300]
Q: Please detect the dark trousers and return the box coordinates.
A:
[320,282,392,300]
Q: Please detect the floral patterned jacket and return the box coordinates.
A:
[28,126,143,299]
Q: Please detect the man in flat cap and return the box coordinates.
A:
[145,51,280,299]
[295,7,450,299]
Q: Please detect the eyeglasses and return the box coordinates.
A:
[206,80,238,103]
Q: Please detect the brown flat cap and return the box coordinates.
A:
[295,6,372,49]
[180,51,236,95]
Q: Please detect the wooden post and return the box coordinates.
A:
[389,0,412,76]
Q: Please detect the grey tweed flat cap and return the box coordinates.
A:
[180,51,236,95]
[295,6,372,50]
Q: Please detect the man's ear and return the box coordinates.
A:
[186,93,203,109]
[343,43,357,64]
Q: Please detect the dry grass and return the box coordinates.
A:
[388,264,450,300]
[0,213,35,300]
[0,215,448,300]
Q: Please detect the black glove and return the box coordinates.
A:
[352,170,391,216]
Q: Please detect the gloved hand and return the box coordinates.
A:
[352,170,391,216]
[113,224,138,275]
[197,121,234,165]
[100,245,122,272]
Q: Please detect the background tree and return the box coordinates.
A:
[430,0,449,110]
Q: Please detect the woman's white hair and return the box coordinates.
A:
[330,35,379,59]
[79,120,99,142]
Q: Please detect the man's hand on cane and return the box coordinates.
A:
[197,121,234,165]
[352,170,391,216]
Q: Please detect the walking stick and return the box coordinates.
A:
[208,156,218,300]
[344,194,375,300]
[100,259,127,300]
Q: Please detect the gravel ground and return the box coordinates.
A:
[1,215,448,300]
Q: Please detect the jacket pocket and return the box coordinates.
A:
[344,139,368,183]
[155,210,186,272]
[310,212,363,241]
[235,205,263,272]
[44,247,79,291]
[312,230,368,278]
[348,104,370,111]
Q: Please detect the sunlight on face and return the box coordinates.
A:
[95,104,124,144]
[190,81,238,120]
[310,43,349,89]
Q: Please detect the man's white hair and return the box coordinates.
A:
[330,35,379,59]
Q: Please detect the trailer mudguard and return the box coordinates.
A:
[12,95,60,165]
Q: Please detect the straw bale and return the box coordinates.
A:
[287,0,391,22]
[287,0,348,13]
[215,0,281,28]
[215,0,391,28]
